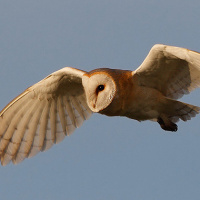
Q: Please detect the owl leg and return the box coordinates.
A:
[157,116,178,132]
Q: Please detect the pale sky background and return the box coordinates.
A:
[0,0,200,200]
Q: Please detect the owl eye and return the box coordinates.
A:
[97,85,105,91]
[96,85,105,94]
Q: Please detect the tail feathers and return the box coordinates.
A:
[165,98,200,122]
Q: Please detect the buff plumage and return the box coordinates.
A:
[0,44,200,165]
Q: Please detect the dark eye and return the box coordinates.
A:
[97,85,105,93]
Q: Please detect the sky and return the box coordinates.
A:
[0,0,200,199]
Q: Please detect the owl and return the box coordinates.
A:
[0,44,200,166]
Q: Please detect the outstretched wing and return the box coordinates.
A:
[134,44,200,99]
[0,67,92,165]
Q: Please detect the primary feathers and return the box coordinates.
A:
[0,44,200,165]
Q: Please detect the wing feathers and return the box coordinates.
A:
[5,100,41,163]
[50,99,57,143]
[0,97,33,157]
[21,100,43,158]
[0,92,32,138]
[0,67,92,165]
[70,96,85,127]
[135,44,200,99]
[63,96,77,128]
[57,96,67,135]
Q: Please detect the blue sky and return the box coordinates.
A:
[0,0,200,199]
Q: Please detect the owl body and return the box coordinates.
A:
[89,69,167,121]
[1,44,200,165]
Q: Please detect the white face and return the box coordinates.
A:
[82,72,117,112]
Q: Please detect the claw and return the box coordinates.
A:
[157,117,178,132]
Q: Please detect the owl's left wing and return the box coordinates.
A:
[0,67,92,166]
[134,44,200,99]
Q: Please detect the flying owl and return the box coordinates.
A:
[0,44,200,166]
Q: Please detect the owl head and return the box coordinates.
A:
[82,68,117,113]
[82,68,132,113]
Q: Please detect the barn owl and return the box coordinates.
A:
[0,44,200,166]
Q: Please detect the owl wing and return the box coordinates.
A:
[0,67,92,166]
[134,44,200,99]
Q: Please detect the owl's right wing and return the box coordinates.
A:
[0,67,92,166]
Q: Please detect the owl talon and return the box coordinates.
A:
[157,117,178,132]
